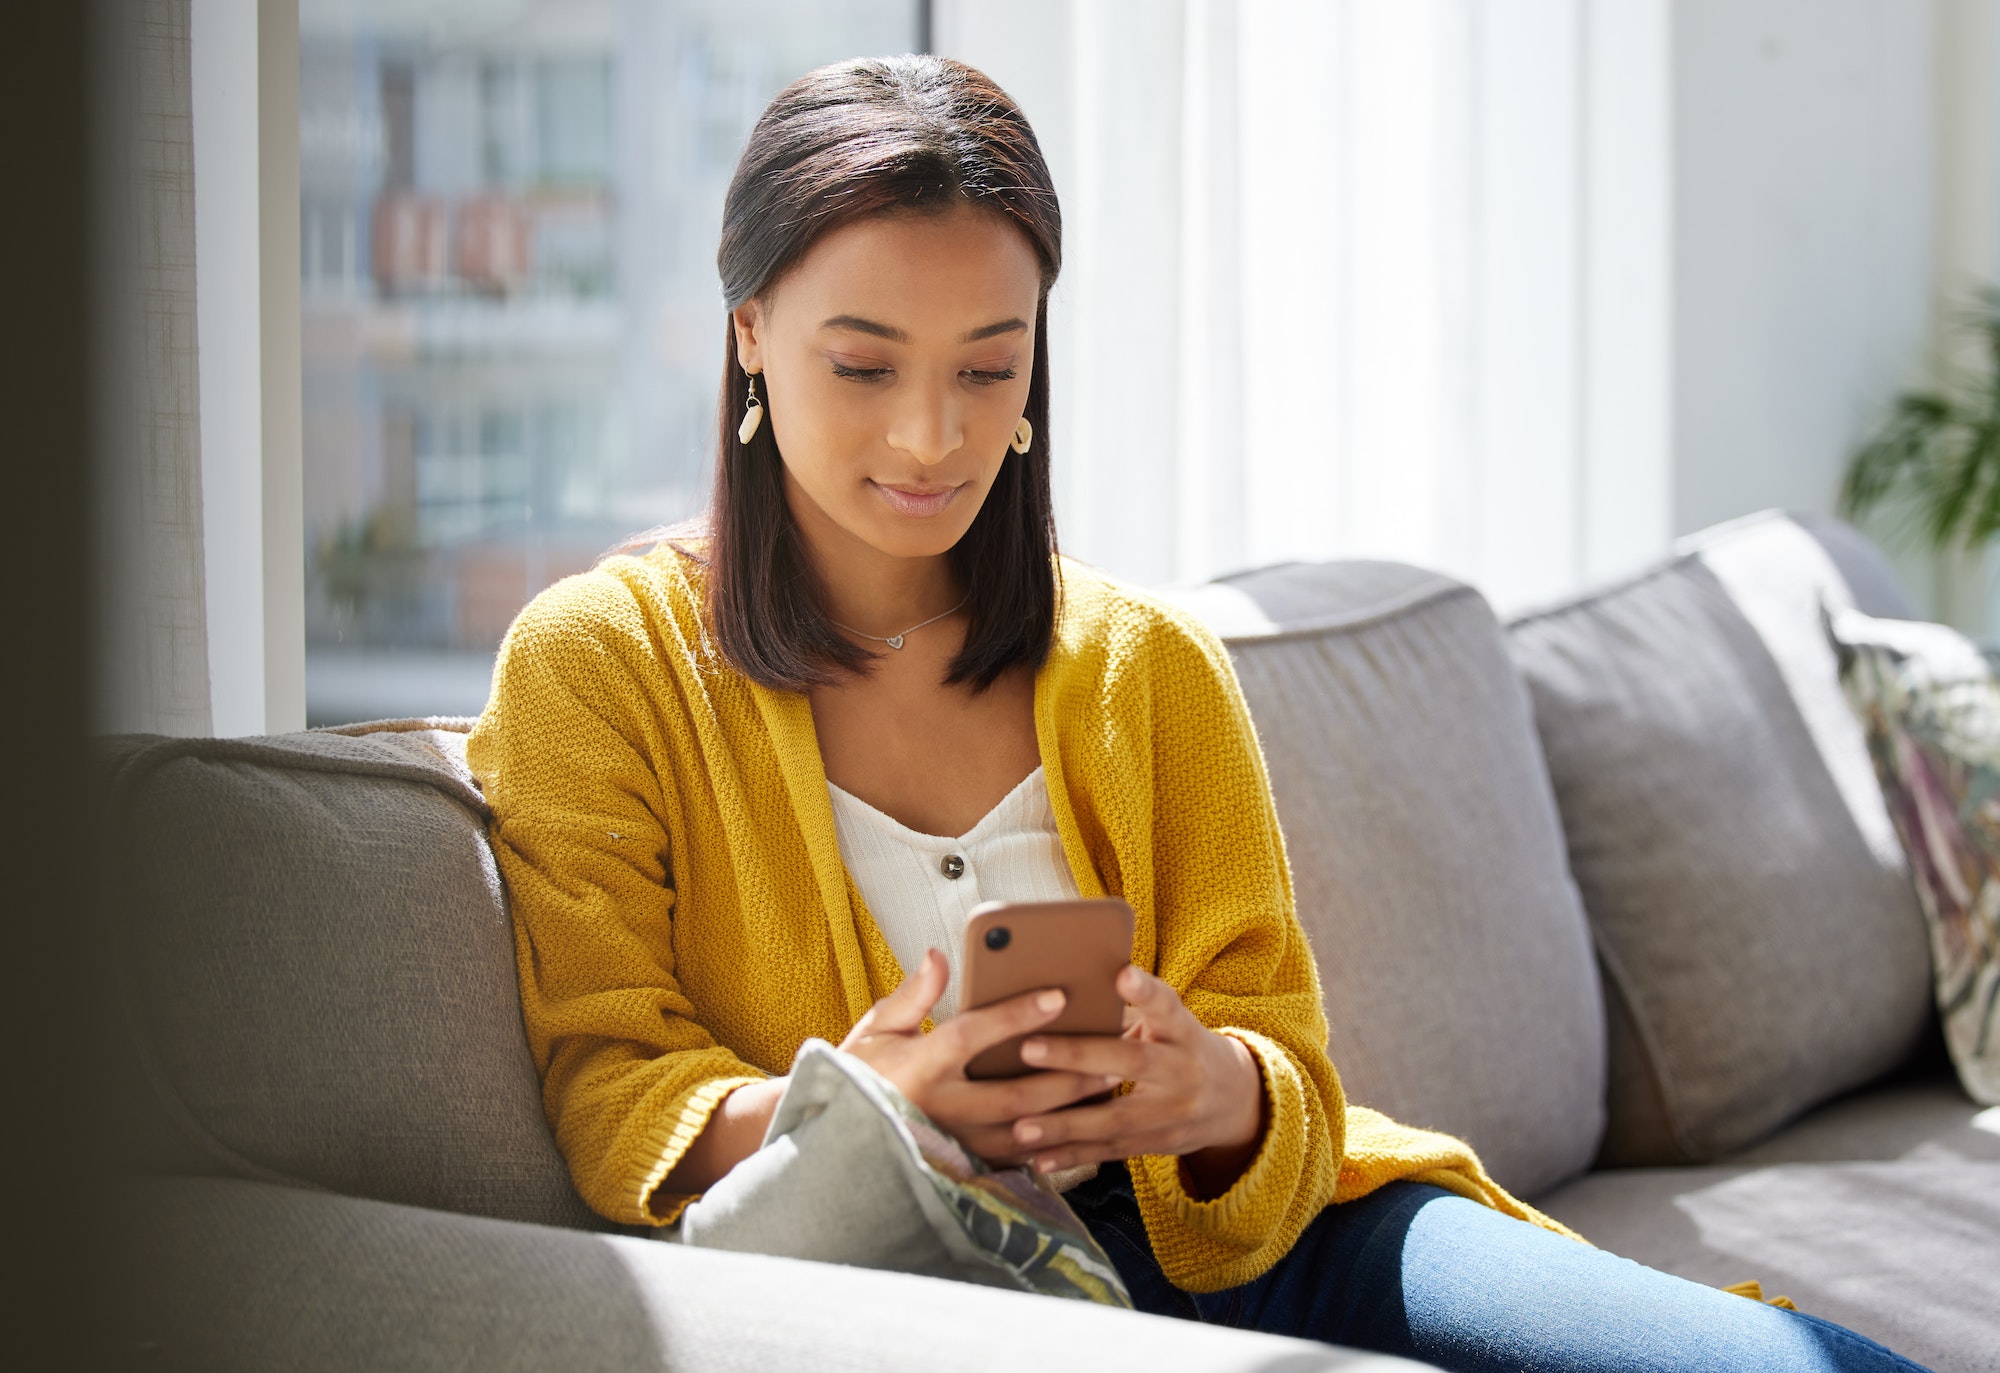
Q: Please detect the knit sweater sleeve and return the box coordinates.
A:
[1111,605,1347,1293]
[466,572,764,1227]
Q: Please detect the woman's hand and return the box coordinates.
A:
[838,948,1120,1164]
[1008,965,1268,1198]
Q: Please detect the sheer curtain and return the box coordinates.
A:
[935,0,1668,609]
[92,0,213,734]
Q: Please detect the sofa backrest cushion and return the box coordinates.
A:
[101,723,606,1230]
[1506,511,1934,1164]
[1181,562,1606,1199]
[1786,509,1921,621]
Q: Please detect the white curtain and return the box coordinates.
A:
[91,0,214,734]
[936,0,1668,609]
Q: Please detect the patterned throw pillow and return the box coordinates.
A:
[675,1040,1131,1305]
[1829,605,2000,1105]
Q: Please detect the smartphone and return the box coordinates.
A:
[957,897,1135,1080]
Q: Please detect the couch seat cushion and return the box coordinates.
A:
[1715,1070,2000,1167]
[1536,1078,2000,1373]
[102,722,603,1230]
[1171,561,1605,1199]
[120,1176,1427,1372]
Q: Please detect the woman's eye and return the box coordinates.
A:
[830,361,892,381]
[964,367,1018,386]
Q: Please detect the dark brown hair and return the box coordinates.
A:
[702,55,1063,693]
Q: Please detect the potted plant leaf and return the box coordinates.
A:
[1840,289,2000,552]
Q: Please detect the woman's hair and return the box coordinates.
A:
[701,54,1063,694]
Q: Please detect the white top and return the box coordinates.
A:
[827,766,1081,1019]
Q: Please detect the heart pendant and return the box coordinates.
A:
[885,635,905,649]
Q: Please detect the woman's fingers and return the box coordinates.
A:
[1016,1108,1194,1173]
[853,948,948,1038]
[1026,1137,1166,1173]
[1011,1093,1153,1152]
[1019,1031,1148,1079]
[947,1119,1032,1165]
[936,1078,1116,1163]
[958,1068,1120,1121]
[1117,964,1193,1033]
[933,985,1068,1064]
[894,1071,1114,1167]
[844,964,1221,1175]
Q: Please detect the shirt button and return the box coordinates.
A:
[940,853,966,880]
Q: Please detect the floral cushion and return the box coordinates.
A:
[674,1039,1130,1305]
[1830,605,2000,1104]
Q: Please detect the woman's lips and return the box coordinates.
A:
[871,481,962,518]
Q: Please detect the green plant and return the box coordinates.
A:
[311,506,429,635]
[1841,290,2000,551]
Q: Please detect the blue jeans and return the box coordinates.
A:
[1066,1164,1931,1372]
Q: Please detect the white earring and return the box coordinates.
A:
[1011,417,1033,454]
[738,372,764,444]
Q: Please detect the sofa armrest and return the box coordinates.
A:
[115,1177,1434,1372]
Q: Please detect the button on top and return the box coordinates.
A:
[940,853,966,880]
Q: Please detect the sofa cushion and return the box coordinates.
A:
[1787,510,1922,621]
[120,1176,1417,1373]
[101,722,603,1230]
[1715,1068,2000,1166]
[1507,512,1934,1165]
[1536,1078,2000,1373]
[1174,562,1605,1199]
[1831,605,2000,1106]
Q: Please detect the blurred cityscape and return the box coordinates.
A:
[299,0,921,723]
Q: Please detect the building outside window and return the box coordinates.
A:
[299,0,922,725]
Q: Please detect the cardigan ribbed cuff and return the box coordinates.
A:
[631,1074,766,1226]
[1137,1027,1310,1274]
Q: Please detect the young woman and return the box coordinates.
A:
[468,55,1926,1372]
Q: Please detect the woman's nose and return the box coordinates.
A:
[885,384,962,466]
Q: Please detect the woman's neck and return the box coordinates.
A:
[788,484,963,637]
[819,549,961,637]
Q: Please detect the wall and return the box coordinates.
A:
[1928,0,2000,635]
[1669,0,1938,543]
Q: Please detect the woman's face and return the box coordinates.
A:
[732,204,1042,566]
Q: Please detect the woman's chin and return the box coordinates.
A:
[847,511,978,561]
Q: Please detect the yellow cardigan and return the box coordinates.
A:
[467,544,1571,1291]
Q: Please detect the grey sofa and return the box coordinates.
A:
[106,511,1997,1371]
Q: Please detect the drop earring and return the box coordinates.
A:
[737,372,765,444]
[1011,417,1033,454]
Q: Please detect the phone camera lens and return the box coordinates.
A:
[984,926,1011,952]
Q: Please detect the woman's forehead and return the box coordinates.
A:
[769,206,1041,341]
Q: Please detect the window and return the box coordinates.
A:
[299,1,923,725]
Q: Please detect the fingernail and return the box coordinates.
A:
[1036,989,1066,1014]
[1035,1155,1060,1173]
[1021,1038,1047,1063]
[1017,1122,1043,1144]
[1103,1075,1121,1089]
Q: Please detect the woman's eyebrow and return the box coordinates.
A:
[820,314,908,342]
[959,317,1029,343]
[818,314,1028,345]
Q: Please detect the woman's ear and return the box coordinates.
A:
[731,300,766,373]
